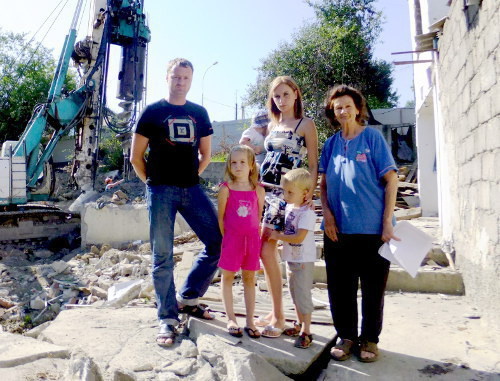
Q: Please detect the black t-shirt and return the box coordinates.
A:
[134,99,213,186]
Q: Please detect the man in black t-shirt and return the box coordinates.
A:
[131,58,222,347]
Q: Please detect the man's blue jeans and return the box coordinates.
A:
[147,184,222,325]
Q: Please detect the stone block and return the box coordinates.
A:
[472,158,483,184]
[478,181,491,211]
[106,279,144,307]
[464,59,474,83]
[473,129,487,156]
[491,180,500,217]
[485,118,500,151]
[478,212,499,248]
[313,261,327,283]
[386,266,465,295]
[64,355,103,381]
[470,72,481,103]
[459,161,471,185]
[464,134,475,163]
[480,55,497,93]
[477,93,492,126]
[90,285,108,299]
[460,82,471,115]
[491,83,500,117]
[481,151,495,181]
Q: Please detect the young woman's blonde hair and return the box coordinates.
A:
[266,76,304,124]
[224,145,259,189]
[282,168,313,193]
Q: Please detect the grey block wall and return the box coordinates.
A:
[437,0,500,329]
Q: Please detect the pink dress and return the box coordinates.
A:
[218,183,261,272]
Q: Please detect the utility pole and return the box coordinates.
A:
[235,90,238,120]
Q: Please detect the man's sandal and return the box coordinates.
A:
[284,321,302,337]
[359,341,379,363]
[294,333,313,349]
[330,338,356,361]
[157,324,176,347]
[178,304,214,320]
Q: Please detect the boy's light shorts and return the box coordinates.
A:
[287,261,315,315]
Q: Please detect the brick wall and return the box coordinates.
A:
[437,0,499,328]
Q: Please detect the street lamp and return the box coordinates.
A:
[202,61,218,107]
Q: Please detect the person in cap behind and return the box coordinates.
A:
[239,110,269,166]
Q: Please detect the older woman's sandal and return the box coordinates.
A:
[359,341,379,363]
[330,338,355,361]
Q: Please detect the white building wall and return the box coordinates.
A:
[419,0,450,30]
[415,99,438,216]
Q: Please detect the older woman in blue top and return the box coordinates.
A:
[319,85,399,363]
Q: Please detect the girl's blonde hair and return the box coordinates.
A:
[282,168,313,194]
[224,145,259,188]
[266,76,304,124]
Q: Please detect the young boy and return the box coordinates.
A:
[269,168,317,349]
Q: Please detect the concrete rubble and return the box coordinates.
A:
[0,177,499,380]
[1,234,499,380]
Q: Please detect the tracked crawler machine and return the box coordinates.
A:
[0,0,150,243]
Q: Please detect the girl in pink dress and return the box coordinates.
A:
[218,145,265,338]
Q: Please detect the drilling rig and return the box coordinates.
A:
[0,0,150,242]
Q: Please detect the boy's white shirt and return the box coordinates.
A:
[281,204,317,263]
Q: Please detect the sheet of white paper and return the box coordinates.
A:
[378,220,434,278]
[379,242,406,270]
[379,242,394,262]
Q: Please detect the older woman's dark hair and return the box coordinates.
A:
[324,85,369,128]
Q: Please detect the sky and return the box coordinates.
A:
[0,0,413,122]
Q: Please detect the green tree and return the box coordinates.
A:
[0,29,76,143]
[245,0,398,140]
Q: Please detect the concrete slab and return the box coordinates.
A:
[387,265,465,295]
[196,333,292,381]
[0,331,70,368]
[309,261,464,295]
[81,202,191,247]
[187,316,336,376]
[1,358,69,381]
[38,307,174,378]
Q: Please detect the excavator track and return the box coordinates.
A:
[0,204,80,245]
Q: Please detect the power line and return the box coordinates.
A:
[203,96,234,109]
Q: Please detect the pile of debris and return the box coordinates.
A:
[0,244,144,333]
[0,230,205,334]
